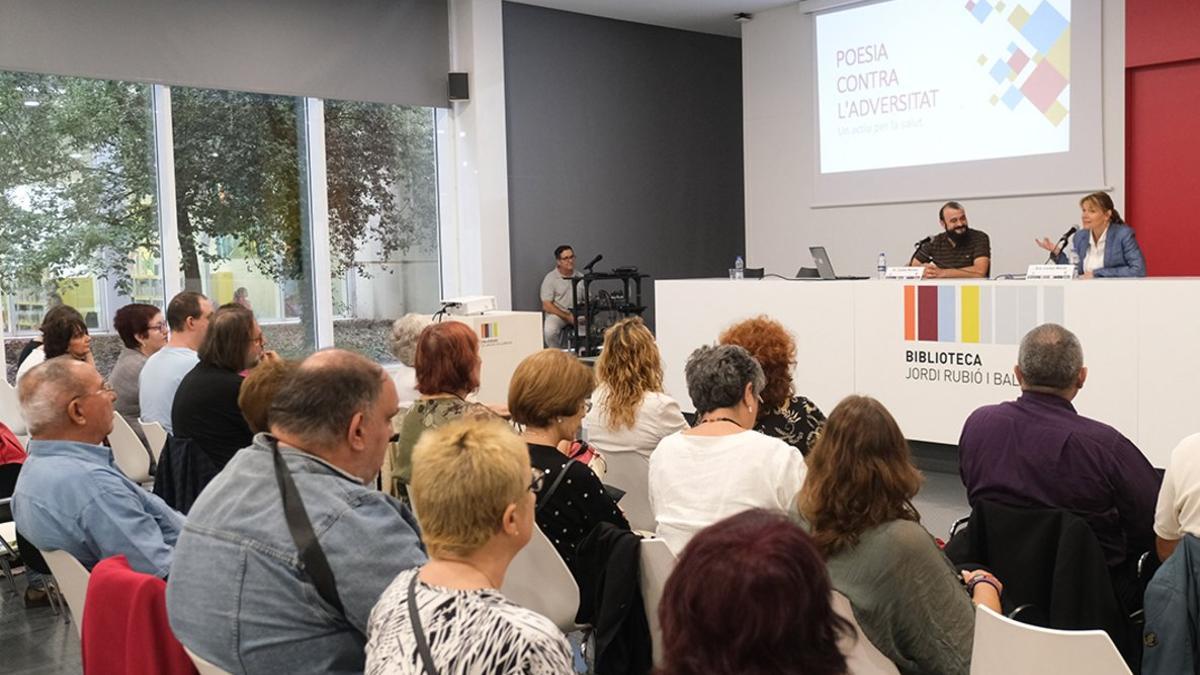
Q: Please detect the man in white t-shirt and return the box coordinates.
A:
[1154,433,1200,561]
[138,291,212,433]
[539,245,580,348]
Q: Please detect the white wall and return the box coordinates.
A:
[742,1,1125,278]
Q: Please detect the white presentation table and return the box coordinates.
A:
[655,278,1200,467]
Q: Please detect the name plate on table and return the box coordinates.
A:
[885,266,926,280]
[1026,264,1076,280]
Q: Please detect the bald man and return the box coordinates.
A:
[167,349,426,674]
[12,357,184,576]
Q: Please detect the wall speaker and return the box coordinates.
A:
[449,72,469,101]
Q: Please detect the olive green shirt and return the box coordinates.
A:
[389,398,490,491]
[825,519,975,675]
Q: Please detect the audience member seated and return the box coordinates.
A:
[509,348,629,570]
[800,395,1001,675]
[649,345,806,555]
[167,349,426,674]
[108,303,168,445]
[391,321,493,499]
[389,313,432,407]
[958,323,1159,608]
[720,315,825,454]
[657,509,851,675]
[1153,432,1200,562]
[0,420,51,607]
[139,291,212,433]
[582,317,688,459]
[12,357,183,575]
[365,419,574,673]
[15,304,88,382]
[237,356,298,434]
[171,303,268,472]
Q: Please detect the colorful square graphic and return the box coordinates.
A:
[1021,59,1068,112]
[1002,85,1023,109]
[1008,5,1031,30]
[972,0,994,22]
[480,323,499,339]
[990,58,1011,84]
[903,285,1063,345]
[1007,49,1030,74]
[1021,1,1069,54]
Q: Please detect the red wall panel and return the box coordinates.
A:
[1126,1,1200,276]
[1126,2,1200,68]
[1127,62,1200,276]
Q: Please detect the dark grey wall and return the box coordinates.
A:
[503,3,744,329]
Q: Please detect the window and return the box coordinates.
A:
[170,87,316,358]
[0,72,160,379]
[324,100,441,363]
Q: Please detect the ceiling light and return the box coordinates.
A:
[23,100,40,107]
[734,12,753,22]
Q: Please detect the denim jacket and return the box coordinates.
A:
[166,434,426,675]
[12,439,183,576]
[1142,535,1200,675]
[1054,222,1147,277]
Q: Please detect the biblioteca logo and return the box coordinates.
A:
[899,284,1065,388]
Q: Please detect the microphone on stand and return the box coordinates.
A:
[1046,226,1078,264]
[911,235,934,264]
[583,254,603,273]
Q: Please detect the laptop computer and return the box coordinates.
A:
[808,246,869,280]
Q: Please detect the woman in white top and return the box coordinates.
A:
[583,317,688,459]
[366,419,573,675]
[649,344,808,555]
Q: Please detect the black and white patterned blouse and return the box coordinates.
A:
[365,568,573,675]
[527,443,630,571]
[754,395,826,455]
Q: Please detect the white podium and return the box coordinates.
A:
[447,311,543,406]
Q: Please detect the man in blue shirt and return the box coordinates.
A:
[139,291,212,433]
[13,357,184,577]
[167,349,427,674]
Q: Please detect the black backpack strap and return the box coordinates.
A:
[407,572,439,675]
[271,440,345,615]
[536,459,574,514]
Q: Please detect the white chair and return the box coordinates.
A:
[602,452,655,532]
[638,537,676,666]
[138,419,168,463]
[501,523,586,633]
[108,413,152,484]
[184,646,233,675]
[41,549,91,638]
[970,604,1131,675]
[0,379,27,436]
[831,590,900,675]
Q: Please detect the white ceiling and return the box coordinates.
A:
[511,0,798,37]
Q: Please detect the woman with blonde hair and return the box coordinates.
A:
[799,395,1001,675]
[366,419,573,673]
[583,317,688,459]
[1036,191,1146,278]
[720,315,825,454]
[509,348,629,571]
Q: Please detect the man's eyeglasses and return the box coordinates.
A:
[529,467,546,494]
[559,254,575,261]
[73,383,115,404]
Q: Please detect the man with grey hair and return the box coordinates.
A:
[12,357,183,576]
[166,349,426,674]
[958,324,1159,607]
[649,344,807,554]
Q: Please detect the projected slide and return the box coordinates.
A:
[816,0,1071,174]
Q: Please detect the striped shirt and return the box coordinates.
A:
[913,229,991,271]
[366,568,573,675]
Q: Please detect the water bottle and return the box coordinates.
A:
[734,255,745,280]
[877,252,887,279]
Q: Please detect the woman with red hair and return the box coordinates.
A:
[658,509,851,675]
[390,321,494,499]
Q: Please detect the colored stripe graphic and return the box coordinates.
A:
[1017,286,1038,338]
[961,286,980,343]
[979,286,993,344]
[994,287,1019,345]
[938,286,957,342]
[904,286,916,340]
[1043,286,1064,325]
[917,286,939,341]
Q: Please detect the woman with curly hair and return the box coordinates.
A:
[799,395,1001,675]
[720,315,825,454]
[583,317,688,459]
